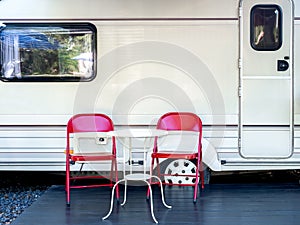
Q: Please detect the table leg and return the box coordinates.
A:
[145,180,158,224]
[120,179,128,206]
[102,179,125,221]
[151,175,172,209]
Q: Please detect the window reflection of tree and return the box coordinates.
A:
[0,26,94,80]
[253,8,279,49]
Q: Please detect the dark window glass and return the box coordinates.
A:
[251,5,282,51]
[0,23,96,82]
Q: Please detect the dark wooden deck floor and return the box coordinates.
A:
[12,172,300,225]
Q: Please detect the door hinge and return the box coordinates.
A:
[238,58,242,69]
[238,138,241,149]
[238,6,243,18]
[238,86,242,97]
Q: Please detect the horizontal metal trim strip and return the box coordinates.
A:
[1,18,239,22]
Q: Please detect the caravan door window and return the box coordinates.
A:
[251,5,282,51]
[0,23,96,82]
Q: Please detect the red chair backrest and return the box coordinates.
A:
[67,114,114,133]
[154,112,202,154]
[66,114,116,155]
[157,112,202,132]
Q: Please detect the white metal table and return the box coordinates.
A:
[102,128,172,223]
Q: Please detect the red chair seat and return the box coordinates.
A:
[71,153,116,161]
[151,152,198,160]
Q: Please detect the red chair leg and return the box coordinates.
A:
[200,170,205,189]
[200,153,205,189]
[193,159,200,203]
[155,158,161,178]
[109,159,113,186]
[66,159,71,206]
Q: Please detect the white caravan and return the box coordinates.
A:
[0,0,299,182]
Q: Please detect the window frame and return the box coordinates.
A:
[250,4,283,51]
[0,22,97,82]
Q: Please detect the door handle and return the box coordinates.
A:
[277,60,289,71]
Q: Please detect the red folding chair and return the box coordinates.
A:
[150,112,204,202]
[65,113,119,206]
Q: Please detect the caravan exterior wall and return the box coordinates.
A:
[0,0,299,172]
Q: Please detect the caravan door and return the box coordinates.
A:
[239,0,294,158]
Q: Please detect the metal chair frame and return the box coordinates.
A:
[150,112,204,202]
[65,113,119,206]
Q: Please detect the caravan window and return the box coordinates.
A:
[0,23,96,82]
[250,5,282,51]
